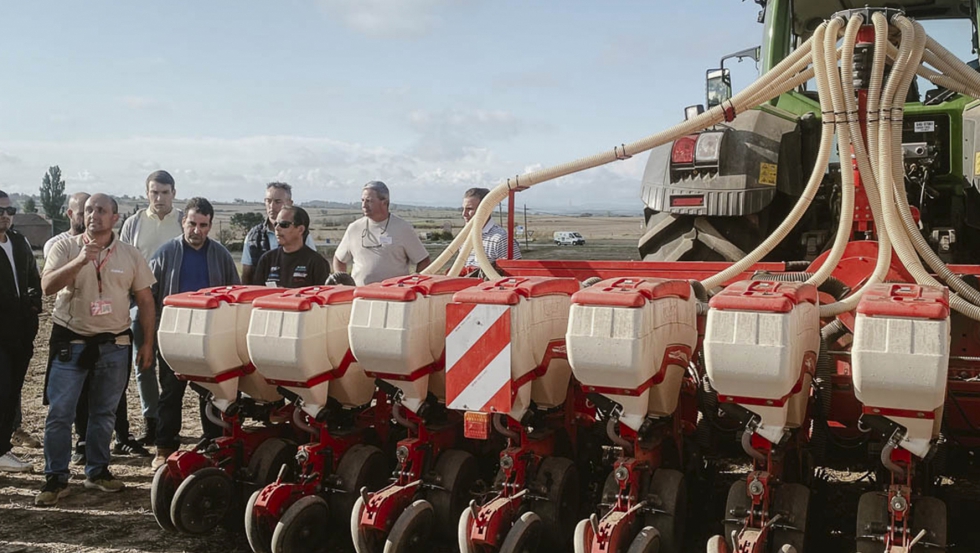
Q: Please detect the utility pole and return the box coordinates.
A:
[524,204,530,252]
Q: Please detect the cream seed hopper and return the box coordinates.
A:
[348,275,478,414]
[852,284,950,461]
[246,286,375,419]
[157,285,285,414]
[446,276,579,422]
[566,277,698,431]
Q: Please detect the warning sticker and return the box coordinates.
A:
[974,152,980,176]
[759,162,778,186]
[914,121,935,133]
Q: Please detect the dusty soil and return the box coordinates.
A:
[4,240,980,553]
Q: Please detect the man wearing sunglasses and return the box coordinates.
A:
[253,206,329,288]
[0,191,42,473]
[333,181,430,285]
[242,182,317,285]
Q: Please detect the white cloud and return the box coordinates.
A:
[0,133,647,211]
[317,0,462,38]
[407,107,539,162]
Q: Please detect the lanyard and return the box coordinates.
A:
[83,236,113,295]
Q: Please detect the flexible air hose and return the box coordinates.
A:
[699,22,839,291]
[806,17,856,289]
[751,271,850,301]
[425,34,824,278]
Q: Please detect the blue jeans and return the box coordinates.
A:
[132,306,158,422]
[44,342,129,481]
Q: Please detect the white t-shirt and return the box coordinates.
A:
[0,236,17,295]
[43,230,73,258]
[334,214,430,285]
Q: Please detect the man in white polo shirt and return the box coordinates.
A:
[119,170,183,451]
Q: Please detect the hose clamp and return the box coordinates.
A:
[614,144,632,160]
[722,100,737,122]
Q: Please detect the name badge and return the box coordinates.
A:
[90,300,113,316]
[380,236,393,246]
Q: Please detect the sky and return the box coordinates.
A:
[0,1,974,212]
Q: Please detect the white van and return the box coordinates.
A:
[554,231,585,246]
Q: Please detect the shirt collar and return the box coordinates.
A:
[145,208,175,222]
[482,220,496,234]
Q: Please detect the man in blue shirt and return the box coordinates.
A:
[147,198,240,469]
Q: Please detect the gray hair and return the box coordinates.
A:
[266,181,293,197]
[362,180,389,203]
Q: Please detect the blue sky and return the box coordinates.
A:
[0,1,973,211]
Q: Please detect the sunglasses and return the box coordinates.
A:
[274,220,296,229]
[0,206,17,216]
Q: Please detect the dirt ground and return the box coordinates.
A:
[4,239,980,553]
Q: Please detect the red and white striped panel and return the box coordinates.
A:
[445,302,514,413]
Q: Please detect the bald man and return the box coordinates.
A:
[43,192,91,258]
[38,193,156,506]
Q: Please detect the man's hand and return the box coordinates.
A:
[76,241,100,266]
[136,343,155,372]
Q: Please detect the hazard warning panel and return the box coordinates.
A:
[445,302,515,414]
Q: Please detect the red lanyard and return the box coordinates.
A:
[83,236,113,295]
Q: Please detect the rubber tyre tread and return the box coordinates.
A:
[428,449,478,539]
[351,495,385,553]
[770,483,809,553]
[627,526,662,553]
[499,512,543,553]
[645,468,686,553]
[170,467,236,535]
[271,495,330,553]
[248,438,294,487]
[573,518,593,553]
[855,492,888,553]
[638,213,757,263]
[150,464,177,532]
[910,496,946,551]
[246,489,275,553]
[723,480,750,552]
[383,499,434,553]
[531,456,580,549]
[330,444,389,528]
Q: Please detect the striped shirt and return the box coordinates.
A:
[465,221,521,267]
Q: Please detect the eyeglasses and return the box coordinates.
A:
[273,220,295,229]
[0,206,17,216]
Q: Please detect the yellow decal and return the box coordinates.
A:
[759,162,778,186]
[974,152,980,176]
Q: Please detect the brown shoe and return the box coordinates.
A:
[11,428,42,449]
[152,448,176,470]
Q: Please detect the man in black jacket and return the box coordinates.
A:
[0,190,41,473]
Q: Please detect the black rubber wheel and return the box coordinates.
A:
[248,438,295,487]
[170,467,236,535]
[855,492,888,553]
[627,526,662,553]
[723,480,750,551]
[428,449,479,539]
[383,499,434,553]
[150,464,178,532]
[271,495,330,553]
[910,496,946,552]
[246,489,275,553]
[499,512,543,553]
[531,456,580,549]
[329,444,389,528]
[638,213,760,262]
[770,483,810,553]
[351,495,386,553]
[645,469,686,553]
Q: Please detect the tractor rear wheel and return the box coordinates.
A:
[638,212,761,263]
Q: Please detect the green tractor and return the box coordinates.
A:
[638,0,980,265]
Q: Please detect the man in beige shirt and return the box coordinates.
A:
[37,194,156,507]
[333,181,431,285]
[119,170,183,448]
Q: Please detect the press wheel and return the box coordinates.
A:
[248,438,295,487]
[531,456,580,549]
[499,512,543,553]
[351,495,386,553]
[722,480,750,551]
[271,495,330,553]
[170,467,236,535]
[645,469,686,553]
[458,506,477,553]
[428,449,479,539]
[573,518,593,553]
[769,483,809,553]
[627,526,662,553]
[330,445,389,527]
[150,464,178,532]
[383,499,434,553]
[246,489,275,553]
